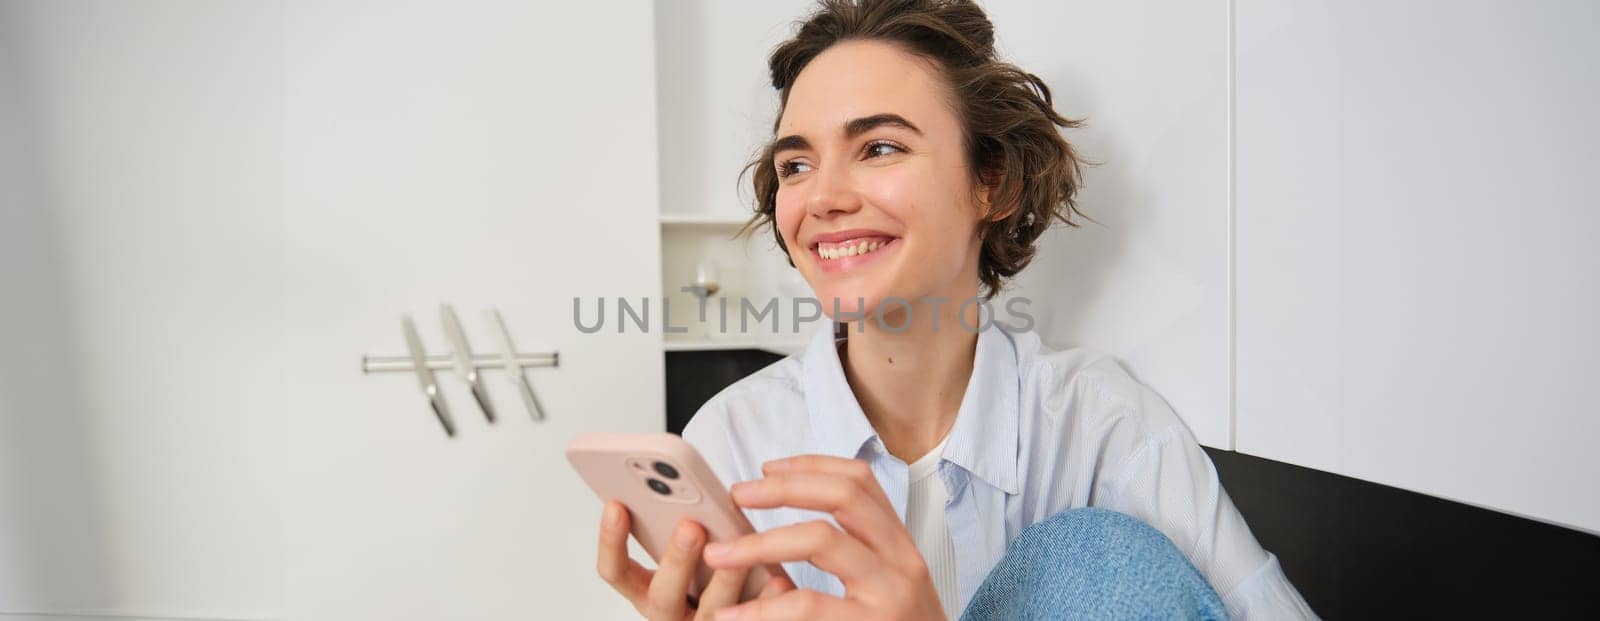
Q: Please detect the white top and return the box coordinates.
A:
[682,320,1318,620]
[904,432,960,619]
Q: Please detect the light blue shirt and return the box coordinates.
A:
[683,320,1317,619]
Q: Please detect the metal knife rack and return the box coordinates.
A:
[362,304,557,437]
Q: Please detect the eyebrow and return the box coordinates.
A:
[771,113,923,156]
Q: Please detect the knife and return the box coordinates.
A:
[487,308,547,422]
[440,303,496,423]
[402,314,455,437]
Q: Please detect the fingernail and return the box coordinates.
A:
[603,503,620,528]
[675,522,698,550]
[704,541,729,560]
[716,606,740,621]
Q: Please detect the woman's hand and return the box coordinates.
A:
[701,456,946,621]
[596,500,794,620]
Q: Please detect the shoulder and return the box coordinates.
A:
[1011,329,1183,431]
[680,354,810,485]
[1008,329,1193,485]
[682,354,805,434]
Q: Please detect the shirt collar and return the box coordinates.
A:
[801,320,1021,495]
[941,322,1021,495]
[802,321,879,461]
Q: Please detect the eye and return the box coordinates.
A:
[864,140,906,159]
[776,159,813,179]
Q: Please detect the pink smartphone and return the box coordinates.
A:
[566,432,788,602]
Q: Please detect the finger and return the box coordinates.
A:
[759,455,894,510]
[759,572,796,598]
[644,519,704,620]
[690,567,749,620]
[715,588,861,621]
[703,519,883,588]
[596,501,653,605]
[761,453,877,479]
[730,472,905,555]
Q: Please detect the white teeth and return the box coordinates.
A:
[819,238,891,260]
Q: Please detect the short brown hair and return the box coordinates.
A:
[740,0,1090,299]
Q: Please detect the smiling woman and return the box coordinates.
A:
[596,1,1317,619]
[742,14,1089,316]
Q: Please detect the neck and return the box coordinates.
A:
[838,290,982,463]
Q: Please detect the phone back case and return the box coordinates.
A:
[566,432,786,602]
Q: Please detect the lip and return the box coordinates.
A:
[811,236,900,274]
[804,228,898,248]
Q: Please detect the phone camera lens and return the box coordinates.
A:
[652,461,680,480]
[647,478,672,496]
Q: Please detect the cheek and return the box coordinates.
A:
[875,170,981,270]
[852,172,919,230]
[859,166,971,240]
[774,189,805,252]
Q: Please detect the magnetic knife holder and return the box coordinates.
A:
[362,304,558,437]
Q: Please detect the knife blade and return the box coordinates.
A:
[488,308,546,422]
[402,314,455,437]
[441,303,496,423]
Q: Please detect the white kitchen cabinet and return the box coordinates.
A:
[1235,0,1600,533]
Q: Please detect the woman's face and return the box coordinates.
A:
[773,40,988,322]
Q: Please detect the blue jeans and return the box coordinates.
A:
[960,508,1229,621]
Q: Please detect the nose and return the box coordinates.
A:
[803,161,862,220]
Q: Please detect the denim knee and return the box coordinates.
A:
[960,508,1228,621]
[1021,507,1181,565]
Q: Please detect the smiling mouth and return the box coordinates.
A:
[815,236,893,259]
[810,235,898,270]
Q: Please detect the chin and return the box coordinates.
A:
[814,286,906,325]
[819,295,872,321]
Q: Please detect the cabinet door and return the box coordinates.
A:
[283,2,664,619]
[1236,0,1600,533]
[1,1,663,619]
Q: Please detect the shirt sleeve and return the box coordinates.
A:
[1093,381,1319,620]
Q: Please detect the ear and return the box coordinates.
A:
[976,170,1015,223]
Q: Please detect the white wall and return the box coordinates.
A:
[1,1,666,619]
[280,1,663,619]
[986,0,1234,449]
[1234,0,1600,534]
[0,1,283,617]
